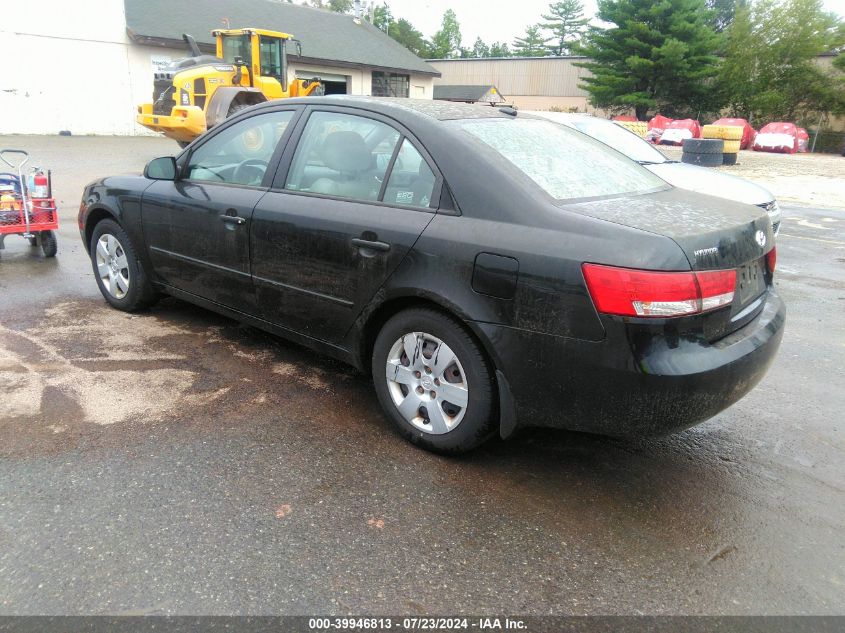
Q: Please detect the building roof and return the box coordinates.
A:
[433,85,504,103]
[427,56,589,62]
[123,0,439,77]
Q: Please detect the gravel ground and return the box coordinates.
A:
[659,146,845,209]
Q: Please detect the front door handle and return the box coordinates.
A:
[352,238,391,252]
[220,214,246,225]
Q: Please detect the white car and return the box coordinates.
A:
[530,111,781,235]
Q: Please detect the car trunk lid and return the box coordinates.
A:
[564,187,775,337]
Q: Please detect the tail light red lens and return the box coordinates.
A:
[766,247,776,274]
[582,264,737,318]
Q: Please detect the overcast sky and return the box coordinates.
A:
[377,0,845,46]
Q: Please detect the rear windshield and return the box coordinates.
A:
[451,118,666,200]
[570,119,668,164]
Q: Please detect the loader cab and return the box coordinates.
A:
[214,28,293,97]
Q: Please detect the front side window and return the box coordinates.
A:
[372,72,409,98]
[221,35,250,64]
[186,110,295,186]
[452,118,666,200]
[285,111,401,202]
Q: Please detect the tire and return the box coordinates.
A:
[722,126,743,141]
[722,152,738,166]
[89,219,158,311]
[682,151,723,167]
[701,124,724,139]
[723,140,741,154]
[682,138,724,154]
[27,236,37,247]
[227,101,253,118]
[40,230,57,257]
[372,308,497,454]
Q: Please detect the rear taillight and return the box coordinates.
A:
[582,264,736,318]
[766,247,776,274]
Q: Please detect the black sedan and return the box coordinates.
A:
[78,97,785,454]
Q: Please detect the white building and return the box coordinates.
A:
[0,0,439,136]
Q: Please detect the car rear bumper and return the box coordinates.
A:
[475,288,785,437]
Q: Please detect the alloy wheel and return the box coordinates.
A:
[96,234,130,299]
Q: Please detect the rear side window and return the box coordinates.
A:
[452,118,666,200]
[285,111,400,202]
[383,139,436,208]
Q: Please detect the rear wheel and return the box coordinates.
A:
[90,219,157,311]
[40,230,57,257]
[372,308,497,454]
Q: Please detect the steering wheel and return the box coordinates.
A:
[232,158,269,186]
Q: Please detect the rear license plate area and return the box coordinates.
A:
[737,258,766,305]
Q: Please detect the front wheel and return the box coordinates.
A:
[90,219,158,311]
[372,308,497,454]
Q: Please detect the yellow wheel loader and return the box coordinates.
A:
[137,29,322,147]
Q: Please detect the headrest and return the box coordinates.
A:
[319,131,371,173]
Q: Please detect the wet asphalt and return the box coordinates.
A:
[0,136,843,615]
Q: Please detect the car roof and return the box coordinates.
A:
[251,96,517,122]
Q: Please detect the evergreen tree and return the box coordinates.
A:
[489,42,513,57]
[577,0,722,119]
[513,24,551,57]
[541,0,589,56]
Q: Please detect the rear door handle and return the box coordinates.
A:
[220,214,246,225]
[352,238,391,252]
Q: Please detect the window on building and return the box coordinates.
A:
[372,72,410,98]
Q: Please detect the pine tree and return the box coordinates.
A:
[489,42,513,57]
[577,0,722,119]
[541,0,589,56]
[513,25,551,57]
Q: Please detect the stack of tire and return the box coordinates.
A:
[701,124,743,165]
[681,138,724,166]
[615,120,649,138]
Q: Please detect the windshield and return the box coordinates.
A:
[221,35,250,64]
[571,119,668,164]
[452,118,667,200]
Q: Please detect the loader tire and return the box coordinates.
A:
[227,101,253,118]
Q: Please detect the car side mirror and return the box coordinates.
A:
[144,156,178,181]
